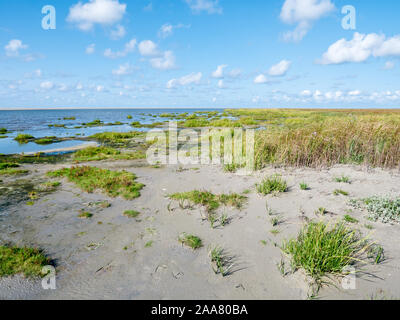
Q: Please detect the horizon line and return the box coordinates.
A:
[1,106,400,111]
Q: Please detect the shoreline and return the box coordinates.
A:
[20,141,99,155]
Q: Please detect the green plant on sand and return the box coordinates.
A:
[178,233,203,249]
[283,221,372,284]
[256,175,288,195]
[47,166,144,200]
[0,246,50,277]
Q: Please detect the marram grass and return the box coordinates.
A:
[283,221,371,281]
[256,175,287,195]
[253,115,400,169]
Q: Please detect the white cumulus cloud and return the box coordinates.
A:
[5,39,28,56]
[104,38,136,58]
[112,63,133,75]
[67,0,127,31]
[212,65,227,78]
[268,60,291,76]
[150,51,176,70]
[166,72,202,89]
[159,24,173,38]
[254,74,268,84]
[138,40,159,56]
[319,32,400,65]
[280,0,335,42]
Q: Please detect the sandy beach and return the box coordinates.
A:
[1,158,399,300]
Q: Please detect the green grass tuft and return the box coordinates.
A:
[334,176,351,183]
[73,146,145,162]
[0,163,29,176]
[209,246,235,277]
[14,134,35,144]
[0,246,50,277]
[333,189,349,196]
[343,215,359,224]
[283,221,370,282]
[89,131,144,144]
[145,241,153,248]
[178,233,203,249]
[256,175,287,195]
[169,190,246,212]
[35,137,59,145]
[78,211,93,219]
[123,210,140,218]
[47,166,144,200]
[299,182,310,190]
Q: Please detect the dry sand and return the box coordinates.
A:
[1,160,400,300]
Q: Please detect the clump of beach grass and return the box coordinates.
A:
[0,246,50,277]
[270,229,280,236]
[315,207,328,215]
[299,182,310,190]
[35,181,61,193]
[270,216,283,227]
[350,196,400,224]
[78,211,93,219]
[35,137,59,145]
[123,210,140,218]
[343,215,359,224]
[47,166,144,200]
[89,131,144,144]
[256,175,287,195]
[14,134,35,144]
[73,146,145,162]
[90,200,111,208]
[178,233,203,249]
[145,241,153,248]
[0,163,29,176]
[223,163,244,173]
[334,176,351,183]
[368,245,385,264]
[282,221,371,284]
[209,246,235,277]
[169,191,245,229]
[168,190,246,212]
[333,189,349,196]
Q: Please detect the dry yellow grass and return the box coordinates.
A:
[230,109,400,169]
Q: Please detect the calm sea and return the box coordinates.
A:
[0,108,220,155]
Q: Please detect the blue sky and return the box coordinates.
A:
[0,0,400,109]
